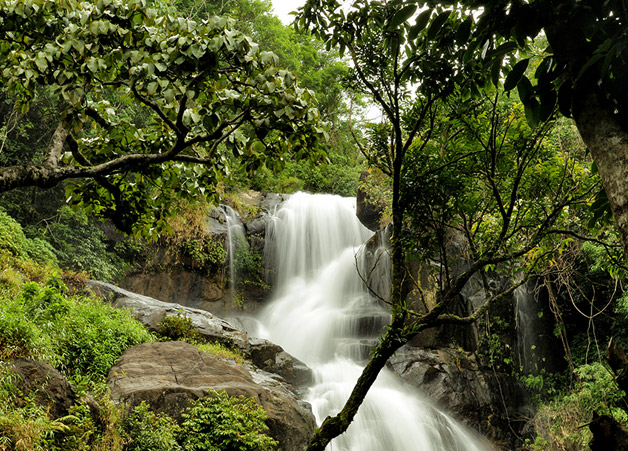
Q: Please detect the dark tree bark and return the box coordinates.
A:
[589,412,628,451]
[543,5,628,259]
[573,92,628,253]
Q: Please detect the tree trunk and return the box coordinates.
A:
[544,9,628,260]
[573,90,628,255]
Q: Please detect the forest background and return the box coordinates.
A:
[1,0,628,450]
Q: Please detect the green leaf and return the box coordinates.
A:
[486,42,517,61]
[202,113,219,131]
[388,5,417,29]
[524,97,540,128]
[34,57,47,71]
[538,89,556,122]
[576,53,604,81]
[516,75,533,102]
[491,57,502,88]
[504,58,529,91]
[164,88,175,102]
[408,9,431,41]
[557,81,573,117]
[146,82,158,95]
[427,10,450,40]
[463,39,479,64]
[455,17,472,44]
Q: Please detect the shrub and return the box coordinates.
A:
[156,312,201,343]
[0,208,28,258]
[51,294,154,381]
[38,206,127,281]
[0,286,52,361]
[0,276,153,381]
[0,208,57,265]
[532,362,627,450]
[178,390,277,451]
[123,402,181,451]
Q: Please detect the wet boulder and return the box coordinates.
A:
[247,337,313,389]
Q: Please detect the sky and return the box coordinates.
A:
[271,0,306,25]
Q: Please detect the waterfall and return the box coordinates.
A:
[515,281,558,376]
[257,192,490,450]
[224,205,248,304]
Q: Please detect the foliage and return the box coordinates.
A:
[0,369,63,451]
[123,402,182,451]
[0,276,153,382]
[156,312,201,343]
[166,0,363,197]
[531,362,627,451]
[33,206,128,282]
[477,315,515,373]
[294,1,606,448]
[0,0,326,236]
[156,313,247,362]
[158,199,227,273]
[0,208,57,266]
[179,390,277,451]
[194,342,247,364]
[0,364,128,451]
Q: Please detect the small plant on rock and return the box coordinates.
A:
[156,312,201,343]
[178,390,277,451]
[123,402,182,451]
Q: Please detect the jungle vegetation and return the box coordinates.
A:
[1,0,628,450]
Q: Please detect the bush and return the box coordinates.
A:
[123,402,182,451]
[179,390,277,451]
[37,206,127,281]
[156,312,201,343]
[532,362,627,450]
[0,208,57,265]
[0,283,53,361]
[51,294,154,381]
[0,276,153,382]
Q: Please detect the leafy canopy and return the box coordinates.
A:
[0,0,327,234]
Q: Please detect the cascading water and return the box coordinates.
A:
[256,192,490,451]
[224,205,248,302]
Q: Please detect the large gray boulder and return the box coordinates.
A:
[107,341,316,451]
[87,280,248,350]
[88,280,313,391]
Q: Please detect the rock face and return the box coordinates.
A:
[122,192,288,317]
[87,280,248,350]
[107,341,316,451]
[388,346,534,447]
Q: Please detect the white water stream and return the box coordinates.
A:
[256,192,489,450]
[224,205,247,301]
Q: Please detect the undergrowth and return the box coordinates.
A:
[0,215,267,450]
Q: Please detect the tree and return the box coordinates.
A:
[296,1,596,449]
[451,0,628,260]
[0,0,326,234]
